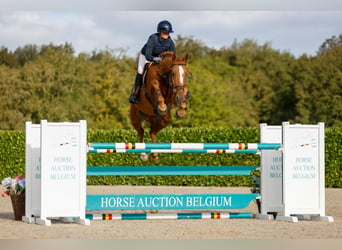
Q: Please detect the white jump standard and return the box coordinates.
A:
[256,122,333,222]
[23,120,333,225]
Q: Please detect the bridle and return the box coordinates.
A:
[167,62,187,95]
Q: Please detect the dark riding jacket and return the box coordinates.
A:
[141,33,176,61]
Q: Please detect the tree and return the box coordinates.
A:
[14,44,39,66]
[295,35,342,126]
[318,34,342,54]
[175,35,211,61]
[0,36,341,130]
[0,47,18,68]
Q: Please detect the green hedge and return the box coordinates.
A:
[325,127,342,187]
[0,127,341,187]
[0,130,25,179]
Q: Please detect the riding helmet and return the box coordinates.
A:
[157,20,174,33]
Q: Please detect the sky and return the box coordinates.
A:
[0,1,341,58]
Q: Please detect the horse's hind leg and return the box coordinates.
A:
[135,124,148,161]
[130,106,148,161]
[149,115,170,163]
[150,129,158,163]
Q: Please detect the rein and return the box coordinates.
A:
[142,87,172,116]
[142,87,164,116]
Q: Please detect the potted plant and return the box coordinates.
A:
[1,174,25,220]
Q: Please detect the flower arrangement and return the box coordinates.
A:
[1,174,25,196]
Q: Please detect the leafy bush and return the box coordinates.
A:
[325,127,342,187]
[0,131,25,179]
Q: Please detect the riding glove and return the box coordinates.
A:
[153,57,162,63]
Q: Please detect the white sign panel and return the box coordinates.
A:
[259,124,283,215]
[38,120,88,225]
[282,122,325,216]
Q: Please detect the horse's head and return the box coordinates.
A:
[159,52,190,118]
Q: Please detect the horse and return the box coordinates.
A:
[130,52,190,162]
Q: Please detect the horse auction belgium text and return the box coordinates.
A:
[100,196,232,209]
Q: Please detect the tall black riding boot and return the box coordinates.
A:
[129,73,143,104]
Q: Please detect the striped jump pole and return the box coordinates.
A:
[85,142,274,222]
[88,148,261,154]
[87,166,258,176]
[86,212,254,220]
[88,142,281,150]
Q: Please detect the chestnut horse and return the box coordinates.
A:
[130,52,190,162]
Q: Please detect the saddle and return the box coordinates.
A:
[142,62,153,87]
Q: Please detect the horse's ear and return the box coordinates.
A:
[184,53,189,63]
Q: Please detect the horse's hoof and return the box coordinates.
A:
[140,153,148,161]
[151,156,158,163]
[158,104,167,115]
[176,109,186,119]
[151,153,158,163]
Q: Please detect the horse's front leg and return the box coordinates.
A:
[152,80,167,115]
[176,101,187,119]
[175,86,189,119]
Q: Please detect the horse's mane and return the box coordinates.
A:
[159,52,185,65]
[160,51,175,59]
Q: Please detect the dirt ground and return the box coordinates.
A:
[0,186,341,239]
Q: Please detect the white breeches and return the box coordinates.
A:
[137,53,149,74]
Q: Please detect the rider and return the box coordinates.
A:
[129,20,176,104]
